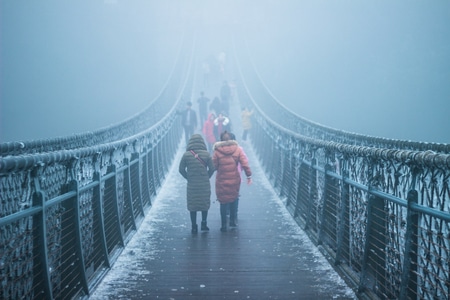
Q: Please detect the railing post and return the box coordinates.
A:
[318,163,333,245]
[93,172,111,268]
[147,146,156,199]
[280,145,292,199]
[32,190,53,299]
[305,158,317,231]
[104,164,125,251]
[113,164,125,247]
[142,147,153,207]
[358,190,372,294]
[269,140,278,185]
[157,135,165,184]
[67,179,89,296]
[335,170,349,266]
[294,159,304,219]
[124,157,137,232]
[133,152,145,218]
[286,149,298,210]
[399,189,419,300]
[152,142,161,190]
[358,190,387,296]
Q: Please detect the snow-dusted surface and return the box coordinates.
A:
[89,142,357,299]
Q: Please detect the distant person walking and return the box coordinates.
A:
[210,96,222,115]
[180,101,198,145]
[241,107,253,141]
[197,91,210,124]
[179,134,215,234]
[213,112,230,141]
[213,131,252,232]
[202,113,216,153]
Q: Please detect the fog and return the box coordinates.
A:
[238,1,450,143]
[1,1,184,142]
[2,1,449,144]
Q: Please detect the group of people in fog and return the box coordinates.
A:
[178,79,254,233]
[181,81,237,152]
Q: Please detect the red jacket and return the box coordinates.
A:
[212,140,251,203]
[202,113,216,145]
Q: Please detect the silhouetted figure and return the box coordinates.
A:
[210,96,222,115]
[180,101,197,145]
[197,91,210,124]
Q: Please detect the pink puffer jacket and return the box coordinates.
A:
[212,140,251,203]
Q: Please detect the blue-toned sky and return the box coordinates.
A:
[240,1,450,143]
[1,1,449,143]
[1,1,183,142]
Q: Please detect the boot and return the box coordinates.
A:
[220,220,227,232]
[201,221,209,231]
[191,224,198,234]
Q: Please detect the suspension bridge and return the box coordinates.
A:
[1,35,449,300]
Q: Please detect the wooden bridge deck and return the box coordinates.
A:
[89,140,356,299]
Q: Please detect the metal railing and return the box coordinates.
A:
[234,36,450,299]
[0,33,196,299]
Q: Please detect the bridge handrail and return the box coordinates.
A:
[0,111,178,174]
[252,110,450,168]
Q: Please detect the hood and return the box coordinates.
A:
[187,134,207,151]
[213,140,238,155]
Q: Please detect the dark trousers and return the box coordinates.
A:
[184,125,195,144]
[199,109,207,124]
[220,200,237,227]
[190,211,208,226]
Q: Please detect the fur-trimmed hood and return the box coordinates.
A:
[213,140,238,155]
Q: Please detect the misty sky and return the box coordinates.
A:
[1,1,449,144]
[1,1,184,142]
[239,1,450,143]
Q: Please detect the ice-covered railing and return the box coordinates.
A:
[0,34,196,299]
[233,36,450,299]
[232,35,450,154]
